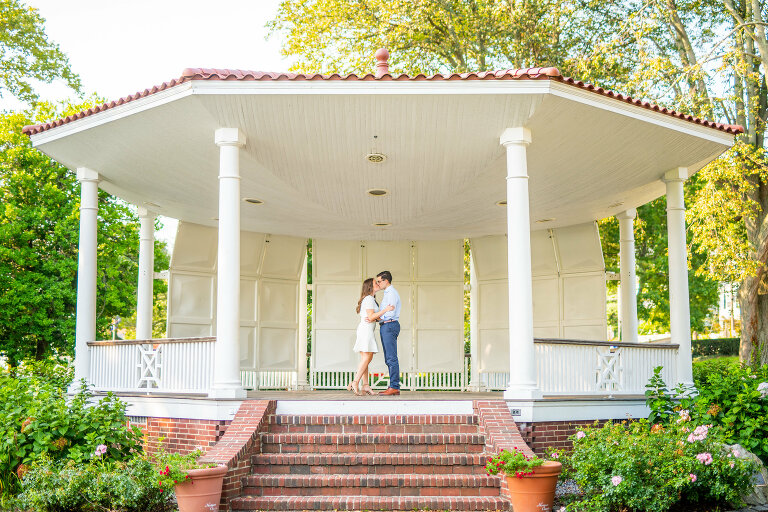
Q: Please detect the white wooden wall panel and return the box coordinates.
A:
[313,240,463,377]
[471,221,607,374]
[168,222,305,372]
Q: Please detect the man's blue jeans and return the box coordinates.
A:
[380,321,400,390]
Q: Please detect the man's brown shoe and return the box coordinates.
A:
[378,387,400,396]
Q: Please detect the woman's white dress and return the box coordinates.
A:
[353,295,379,353]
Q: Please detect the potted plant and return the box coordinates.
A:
[485,447,562,512]
[156,449,228,512]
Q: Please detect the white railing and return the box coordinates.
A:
[89,337,677,396]
[311,356,469,391]
[479,339,678,395]
[88,337,215,394]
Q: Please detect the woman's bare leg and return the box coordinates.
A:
[352,352,374,392]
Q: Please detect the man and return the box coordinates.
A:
[375,270,401,396]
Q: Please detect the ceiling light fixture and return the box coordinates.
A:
[367,188,389,197]
[535,218,556,223]
[496,200,507,207]
[243,198,264,205]
[366,153,386,163]
[373,222,391,227]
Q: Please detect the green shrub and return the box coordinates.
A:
[564,419,756,511]
[16,454,173,512]
[692,338,740,358]
[0,359,143,498]
[648,363,768,464]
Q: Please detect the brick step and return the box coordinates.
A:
[242,474,501,497]
[230,496,511,511]
[267,414,478,426]
[251,453,488,475]
[260,433,485,454]
[267,421,478,434]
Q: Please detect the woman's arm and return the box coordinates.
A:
[366,305,394,322]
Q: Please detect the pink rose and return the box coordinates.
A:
[611,475,623,486]
[575,431,586,440]
[689,473,697,482]
[696,452,713,465]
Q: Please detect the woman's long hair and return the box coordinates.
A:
[356,278,375,314]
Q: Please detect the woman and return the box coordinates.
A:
[349,278,394,395]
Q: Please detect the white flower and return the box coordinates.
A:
[611,475,623,486]
[758,382,768,399]
[677,410,691,423]
[575,431,586,440]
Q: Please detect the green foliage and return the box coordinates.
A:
[0,0,81,103]
[565,419,756,511]
[0,104,169,363]
[645,366,675,425]
[692,338,740,358]
[269,0,634,87]
[0,359,143,498]
[484,448,544,479]
[16,455,172,512]
[646,361,768,464]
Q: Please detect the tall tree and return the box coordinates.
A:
[0,100,169,364]
[0,0,80,103]
[579,0,768,364]
[268,0,635,84]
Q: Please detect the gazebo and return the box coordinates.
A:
[23,51,740,425]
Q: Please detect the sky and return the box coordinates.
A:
[3,0,294,250]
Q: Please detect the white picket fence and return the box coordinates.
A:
[88,337,678,395]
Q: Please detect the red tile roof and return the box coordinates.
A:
[22,67,744,136]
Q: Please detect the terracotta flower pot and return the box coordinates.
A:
[174,464,228,512]
[504,461,562,512]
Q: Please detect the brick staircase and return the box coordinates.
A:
[229,414,512,511]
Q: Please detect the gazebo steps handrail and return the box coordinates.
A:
[534,338,679,349]
[87,336,216,346]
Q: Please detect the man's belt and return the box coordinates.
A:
[380,319,398,324]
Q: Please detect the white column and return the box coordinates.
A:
[295,251,310,390]
[616,209,639,344]
[500,127,542,399]
[212,128,247,399]
[468,251,481,391]
[136,208,156,340]
[73,168,99,389]
[664,168,694,388]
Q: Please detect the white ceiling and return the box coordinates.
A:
[31,79,733,240]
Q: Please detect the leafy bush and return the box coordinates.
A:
[648,363,768,464]
[691,338,740,358]
[564,419,756,511]
[0,359,143,498]
[16,454,173,512]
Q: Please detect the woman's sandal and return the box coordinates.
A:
[362,385,375,396]
[347,381,361,396]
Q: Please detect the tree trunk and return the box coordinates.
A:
[738,276,768,365]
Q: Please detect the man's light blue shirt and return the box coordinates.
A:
[379,285,401,322]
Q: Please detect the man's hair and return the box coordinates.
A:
[377,270,393,283]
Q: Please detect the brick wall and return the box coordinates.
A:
[519,419,611,456]
[128,416,231,455]
[199,400,276,512]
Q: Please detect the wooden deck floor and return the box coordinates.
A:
[245,389,504,400]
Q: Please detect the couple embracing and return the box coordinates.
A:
[348,271,401,396]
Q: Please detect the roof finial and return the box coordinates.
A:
[374,48,389,78]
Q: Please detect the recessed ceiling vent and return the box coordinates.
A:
[366,153,386,163]
[373,222,391,227]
